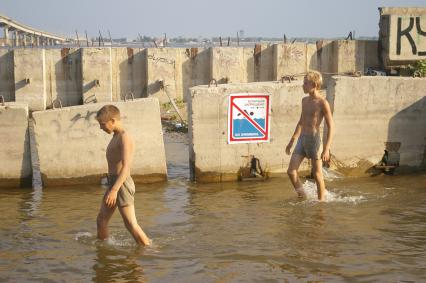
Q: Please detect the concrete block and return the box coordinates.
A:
[210,47,253,84]
[0,49,15,102]
[256,43,275,82]
[14,48,46,111]
[308,40,337,84]
[146,48,184,103]
[45,48,82,108]
[82,48,112,103]
[0,103,31,187]
[189,81,311,182]
[273,43,308,79]
[327,76,426,173]
[111,47,147,102]
[32,99,167,186]
[182,47,211,102]
[334,40,366,74]
[379,7,426,66]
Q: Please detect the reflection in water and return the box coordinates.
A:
[0,163,425,282]
[93,245,146,283]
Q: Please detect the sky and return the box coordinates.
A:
[0,0,425,40]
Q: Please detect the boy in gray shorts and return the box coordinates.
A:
[285,71,334,201]
[96,105,151,245]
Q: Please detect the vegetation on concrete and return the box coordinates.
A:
[409,60,426,77]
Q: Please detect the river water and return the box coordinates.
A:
[1,133,425,282]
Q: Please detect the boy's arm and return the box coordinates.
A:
[285,113,302,155]
[321,100,334,162]
[105,133,134,208]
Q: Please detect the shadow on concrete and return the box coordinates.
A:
[0,50,15,102]
[386,96,426,170]
[15,79,29,91]
[253,44,274,82]
[181,48,211,102]
[52,48,83,108]
[20,127,32,187]
[309,40,337,85]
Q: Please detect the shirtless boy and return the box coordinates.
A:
[96,105,151,245]
[285,71,334,201]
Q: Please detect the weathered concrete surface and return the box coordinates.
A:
[210,47,254,84]
[379,7,426,66]
[256,44,275,82]
[111,47,147,101]
[274,43,308,79]
[0,49,15,102]
[81,48,112,103]
[146,48,183,103]
[327,76,426,174]
[307,41,337,84]
[32,99,167,186]
[189,81,312,182]
[333,40,381,74]
[0,103,31,187]
[14,48,46,111]
[182,47,211,102]
[45,48,82,108]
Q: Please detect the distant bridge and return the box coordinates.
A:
[0,14,70,46]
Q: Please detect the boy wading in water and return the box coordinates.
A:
[96,105,151,245]
[285,71,334,201]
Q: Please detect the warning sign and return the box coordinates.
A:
[228,93,270,144]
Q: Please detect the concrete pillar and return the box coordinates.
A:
[14,31,19,46]
[35,36,40,46]
[3,26,9,46]
[22,34,27,47]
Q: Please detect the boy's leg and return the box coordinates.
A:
[287,153,306,197]
[312,159,326,201]
[97,201,116,240]
[118,205,151,246]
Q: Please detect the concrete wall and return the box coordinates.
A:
[256,44,275,82]
[275,40,380,85]
[0,103,31,187]
[0,49,15,102]
[273,43,308,79]
[146,48,184,103]
[81,47,112,103]
[210,47,254,84]
[14,48,46,111]
[189,76,426,182]
[327,76,426,174]
[182,47,211,102]
[189,81,311,182]
[379,7,426,66]
[111,47,147,101]
[44,48,82,108]
[32,99,167,186]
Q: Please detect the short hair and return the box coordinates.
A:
[305,71,323,90]
[96,105,121,122]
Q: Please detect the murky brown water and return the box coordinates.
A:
[1,133,425,282]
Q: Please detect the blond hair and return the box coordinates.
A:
[305,71,323,90]
[96,105,121,122]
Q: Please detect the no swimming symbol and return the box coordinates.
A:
[228,94,270,144]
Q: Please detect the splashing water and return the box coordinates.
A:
[322,167,344,180]
[298,180,366,204]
